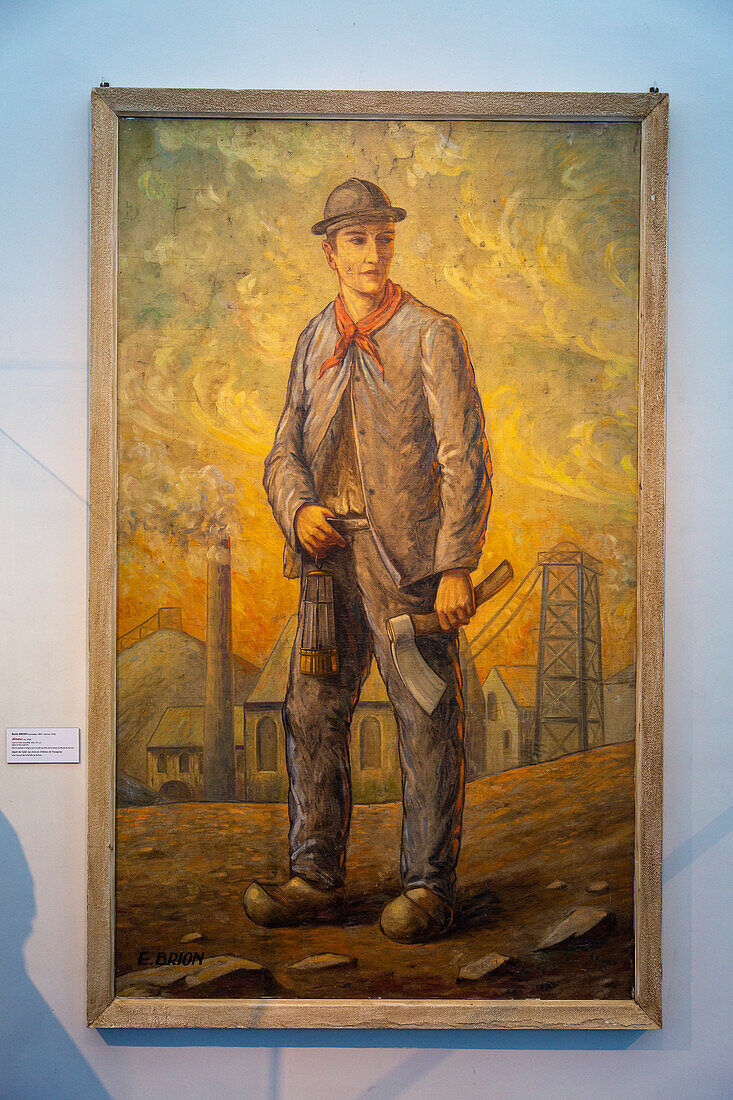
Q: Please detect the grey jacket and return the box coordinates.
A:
[264,294,492,586]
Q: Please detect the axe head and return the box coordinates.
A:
[388,614,446,715]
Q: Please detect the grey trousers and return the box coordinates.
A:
[283,529,465,903]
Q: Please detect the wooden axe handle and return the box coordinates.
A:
[410,560,514,638]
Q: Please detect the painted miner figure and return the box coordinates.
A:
[244,179,492,943]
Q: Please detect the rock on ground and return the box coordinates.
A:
[547,880,569,890]
[537,907,616,950]
[184,956,266,988]
[457,953,511,982]
[288,953,357,972]
[117,963,202,991]
[587,880,610,894]
[117,955,276,998]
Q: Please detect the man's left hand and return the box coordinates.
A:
[435,569,475,632]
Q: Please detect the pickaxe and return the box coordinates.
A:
[387,560,514,714]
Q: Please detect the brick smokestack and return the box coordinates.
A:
[203,536,236,800]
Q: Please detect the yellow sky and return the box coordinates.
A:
[117,118,640,676]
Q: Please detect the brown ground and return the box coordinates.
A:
[115,742,634,1000]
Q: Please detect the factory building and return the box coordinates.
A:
[243,615,486,802]
[244,616,401,803]
[146,706,246,801]
[481,665,537,773]
[145,613,486,803]
[480,661,635,775]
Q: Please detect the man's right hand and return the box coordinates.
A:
[294,505,347,557]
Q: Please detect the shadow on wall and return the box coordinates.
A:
[0,810,110,1098]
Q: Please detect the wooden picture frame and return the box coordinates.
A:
[88,88,667,1029]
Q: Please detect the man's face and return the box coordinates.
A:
[323,219,395,298]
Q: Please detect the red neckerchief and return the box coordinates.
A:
[318,280,409,380]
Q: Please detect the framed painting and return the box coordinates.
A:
[88,89,667,1029]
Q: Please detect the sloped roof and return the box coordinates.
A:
[246,617,298,705]
[246,615,483,708]
[246,616,391,705]
[493,665,537,710]
[357,663,391,704]
[147,706,245,749]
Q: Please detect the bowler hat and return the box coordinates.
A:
[312,178,407,236]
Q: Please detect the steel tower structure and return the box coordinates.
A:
[533,542,605,761]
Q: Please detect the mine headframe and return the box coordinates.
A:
[533,542,605,763]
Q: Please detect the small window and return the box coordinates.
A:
[256,716,278,772]
[360,716,382,769]
[236,751,245,772]
[503,730,511,751]
[157,753,167,774]
[179,753,189,774]
[486,692,498,721]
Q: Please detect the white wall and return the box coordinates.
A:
[1,1,732,1097]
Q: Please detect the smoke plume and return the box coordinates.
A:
[118,442,242,549]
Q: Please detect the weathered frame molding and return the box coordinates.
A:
[88,88,667,1030]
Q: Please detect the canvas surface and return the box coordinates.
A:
[114,117,640,1002]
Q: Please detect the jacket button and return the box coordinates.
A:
[368,488,375,495]
[359,429,366,436]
